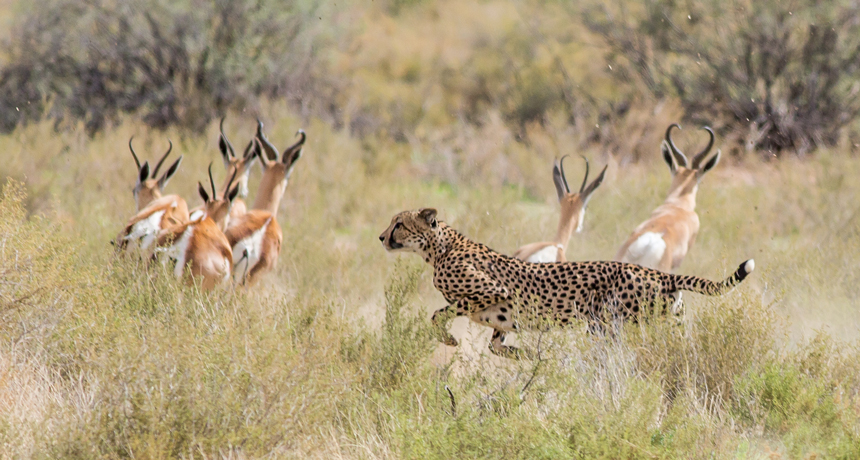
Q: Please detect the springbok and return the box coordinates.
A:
[116,140,189,253]
[615,124,721,272]
[225,120,305,285]
[514,155,607,263]
[128,137,184,211]
[190,117,259,222]
[155,164,239,290]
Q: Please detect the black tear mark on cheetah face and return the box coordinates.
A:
[379,208,438,257]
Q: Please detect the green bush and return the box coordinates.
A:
[585,0,860,155]
[0,0,322,134]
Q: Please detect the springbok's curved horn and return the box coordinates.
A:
[283,129,306,158]
[691,126,715,169]
[665,123,688,167]
[255,119,279,162]
[151,139,172,178]
[558,154,571,194]
[219,117,236,158]
[578,155,590,193]
[208,162,217,200]
[129,136,141,170]
[223,165,238,200]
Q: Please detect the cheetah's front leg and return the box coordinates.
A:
[431,299,472,347]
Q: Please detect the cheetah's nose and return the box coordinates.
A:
[378,235,385,242]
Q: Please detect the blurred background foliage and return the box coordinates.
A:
[3,0,860,158]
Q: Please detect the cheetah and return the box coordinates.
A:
[379,208,755,358]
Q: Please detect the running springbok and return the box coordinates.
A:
[155,164,239,290]
[514,155,607,263]
[190,117,259,222]
[116,140,189,254]
[615,124,721,271]
[225,121,305,285]
[129,137,184,211]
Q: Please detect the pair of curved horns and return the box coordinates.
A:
[221,116,262,161]
[129,136,173,178]
[665,124,715,169]
[204,161,238,201]
[255,119,306,163]
[558,154,590,194]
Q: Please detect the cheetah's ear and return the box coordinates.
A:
[418,208,438,228]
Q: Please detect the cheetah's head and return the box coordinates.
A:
[379,208,439,256]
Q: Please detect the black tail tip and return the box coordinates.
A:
[737,259,755,281]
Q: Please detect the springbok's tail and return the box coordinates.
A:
[663,259,755,296]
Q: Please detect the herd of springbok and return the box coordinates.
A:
[115,118,304,289]
[114,120,720,290]
[516,123,721,269]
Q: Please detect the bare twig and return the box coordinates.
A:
[445,385,456,417]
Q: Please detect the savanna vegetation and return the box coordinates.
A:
[1,0,860,458]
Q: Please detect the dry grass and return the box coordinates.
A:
[0,0,859,457]
[0,105,859,458]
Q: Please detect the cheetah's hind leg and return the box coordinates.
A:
[488,329,531,359]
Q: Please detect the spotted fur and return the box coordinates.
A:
[380,208,755,359]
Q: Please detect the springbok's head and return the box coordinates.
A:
[218,117,258,198]
[197,163,240,231]
[129,137,183,210]
[254,120,305,206]
[661,124,721,198]
[553,155,607,233]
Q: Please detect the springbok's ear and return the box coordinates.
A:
[158,156,183,190]
[138,161,150,185]
[552,160,566,201]
[253,138,270,169]
[661,140,677,173]
[242,139,257,163]
[227,183,240,203]
[197,182,210,203]
[700,149,721,175]
[582,164,608,201]
[418,208,438,228]
[219,135,231,163]
[282,129,306,167]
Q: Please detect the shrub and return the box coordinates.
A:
[0,0,322,134]
[585,0,860,156]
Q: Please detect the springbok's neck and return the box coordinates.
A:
[664,185,697,212]
[221,169,250,199]
[252,175,287,216]
[663,172,701,212]
[553,204,583,248]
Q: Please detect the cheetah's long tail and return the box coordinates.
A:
[664,259,755,296]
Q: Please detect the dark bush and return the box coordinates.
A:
[0,0,323,134]
[585,0,860,156]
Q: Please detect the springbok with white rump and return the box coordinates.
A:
[155,164,239,290]
[514,155,607,263]
[615,124,721,272]
[225,120,304,285]
[116,139,189,253]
